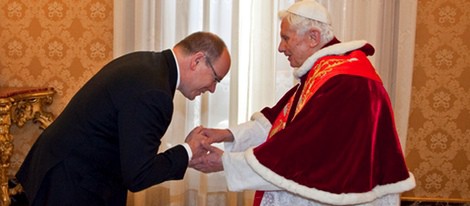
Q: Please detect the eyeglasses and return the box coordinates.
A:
[204,55,221,83]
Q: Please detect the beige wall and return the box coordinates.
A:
[403,0,470,202]
[0,0,113,175]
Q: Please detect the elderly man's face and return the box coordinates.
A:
[278,19,315,68]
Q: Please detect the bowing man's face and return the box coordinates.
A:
[181,49,231,100]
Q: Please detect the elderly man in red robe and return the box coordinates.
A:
[190,0,415,205]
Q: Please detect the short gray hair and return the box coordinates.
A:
[175,31,227,63]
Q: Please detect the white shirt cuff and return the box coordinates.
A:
[181,143,192,162]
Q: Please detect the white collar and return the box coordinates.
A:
[293,40,369,78]
[170,49,180,89]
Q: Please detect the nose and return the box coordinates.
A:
[278,41,285,53]
[208,83,216,93]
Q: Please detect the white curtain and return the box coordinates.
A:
[113,0,417,205]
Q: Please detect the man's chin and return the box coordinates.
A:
[179,91,195,100]
[188,93,199,101]
[289,62,300,68]
[186,95,196,101]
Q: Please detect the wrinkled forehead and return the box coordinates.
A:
[280,19,300,37]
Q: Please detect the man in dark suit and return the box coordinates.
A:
[16,31,231,206]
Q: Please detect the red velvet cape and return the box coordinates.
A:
[248,46,414,205]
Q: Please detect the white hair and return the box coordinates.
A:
[279,11,334,45]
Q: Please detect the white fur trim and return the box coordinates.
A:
[226,112,272,152]
[245,148,416,205]
[222,152,281,191]
[294,40,369,78]
[250,112,272,131]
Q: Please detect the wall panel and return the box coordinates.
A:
[0,0,113,175]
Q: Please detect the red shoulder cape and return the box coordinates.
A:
[248,50,414,205]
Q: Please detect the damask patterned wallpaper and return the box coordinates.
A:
[1,0,469,202]
[0,0,113,175]
[403,0,470,202]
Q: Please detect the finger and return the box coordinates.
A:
[206,135,225,145]
[205,145,223,154]
[195,125,205,133]
[202,143,215,151]
[205,137,220,145]
[200,128,210,135]
[202,128,217,137]
[190,162,211,173]
[190,157,202,165]
[189,155,207,167]
[189,160,201,168]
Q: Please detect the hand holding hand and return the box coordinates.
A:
[201,128,234,144]
[185,126,208,159]
[189,144,224,173]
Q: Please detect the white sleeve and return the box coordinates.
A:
[222,149,280,191]
[225,112,272,152]
[221,112,279,191]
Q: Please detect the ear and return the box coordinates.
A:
[190,51,206,71]
[307,29,321,48]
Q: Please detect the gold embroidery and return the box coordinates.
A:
[267,54,376,139]
[296,58,351,116]
[268,94,293,138]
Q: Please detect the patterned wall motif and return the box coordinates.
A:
[1,0,470,203]
[403,0,470,202]
[0,0,113,175]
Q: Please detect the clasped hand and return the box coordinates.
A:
[184,126,232,173]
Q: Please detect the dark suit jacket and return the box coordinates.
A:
[16,50,188,205]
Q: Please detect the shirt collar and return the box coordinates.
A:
[171,49,180,89]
